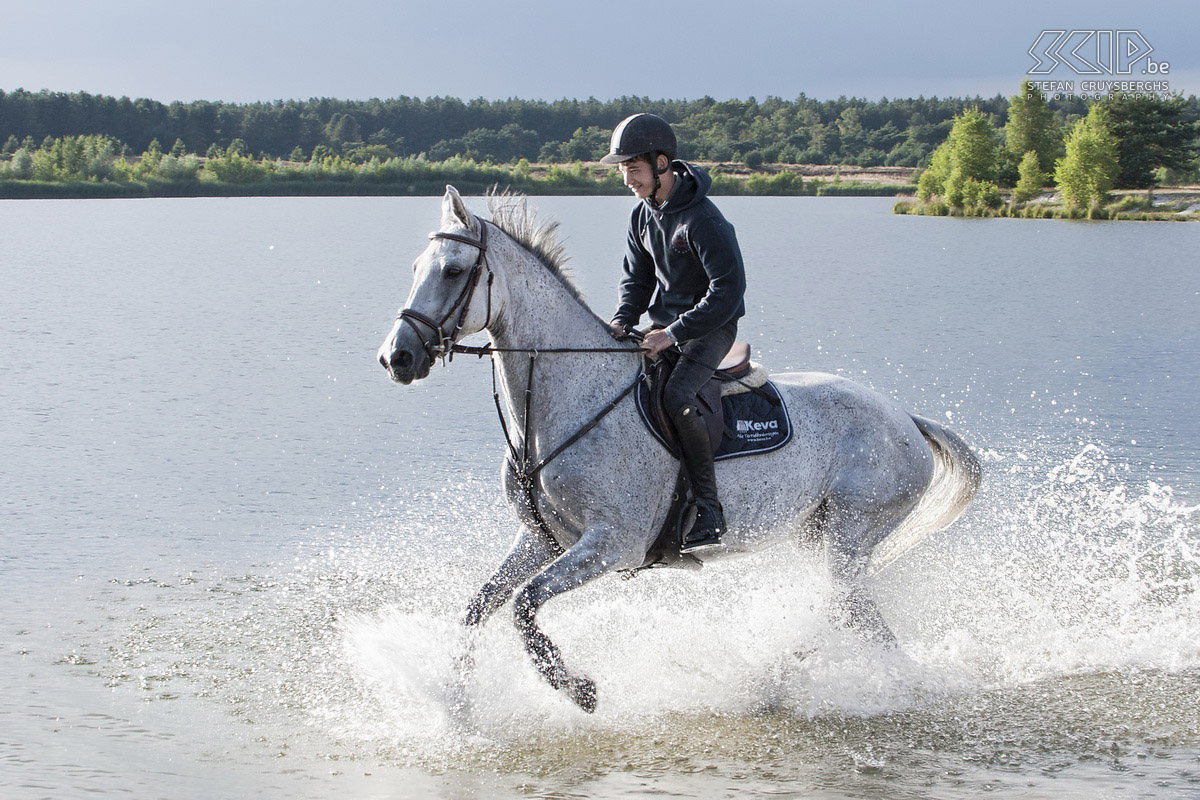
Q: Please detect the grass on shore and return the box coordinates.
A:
[893,192,1200,221]
[0,177,915,201]
[0,160,917,200]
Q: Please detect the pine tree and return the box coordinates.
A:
[1096,92,1200,189]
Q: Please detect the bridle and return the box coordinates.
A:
[396,217,494,364]
[395,216,640,360]
[388,214,696,552]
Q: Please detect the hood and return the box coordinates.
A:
[652,160,711,214]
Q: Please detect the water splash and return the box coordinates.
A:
[316,444,1199,759]
[87,447,1200,771]
[893,444,1200,684]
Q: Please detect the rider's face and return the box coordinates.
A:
[619,158,656,200]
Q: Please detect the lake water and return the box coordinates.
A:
[2,196,1198,798]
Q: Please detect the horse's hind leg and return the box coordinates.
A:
[820,500,907,647]
[512,522,633,713]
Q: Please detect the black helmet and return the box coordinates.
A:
[600,113,677,164]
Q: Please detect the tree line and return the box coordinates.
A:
[0,135,902,199]
[1,85,1196,202]
[3,87,1158,169]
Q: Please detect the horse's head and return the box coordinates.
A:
[378,186,495,384]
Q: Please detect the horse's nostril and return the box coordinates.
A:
[390,350,413,372]
[378,352,389,369]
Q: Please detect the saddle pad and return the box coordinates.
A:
[635,378,793,461]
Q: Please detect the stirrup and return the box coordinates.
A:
[680,529,722,553]
[681,504,725,553]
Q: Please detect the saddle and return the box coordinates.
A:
[634,342,789,462]
[641,343,748,456]
[627,342,792,574]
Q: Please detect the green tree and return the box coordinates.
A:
[1096,92,1200,188]
[133,138,164,180]
[959,177,1003,211]
[8,147,33,179]
[344,143,395,163]
[60,136,86,178]
[324,113,361,148]
[1013,149,1047,203]
[916,141,951,201]
[916,108,999,207]
[203,148,266,183]
[31,147,60,181]
[1055,107,1119,213]
[945,108,998,181]
[143,138,163,165]
[555,126,609,162]
[1005,80,1058,175]
[156,153,200,181]
[81,136,120,181]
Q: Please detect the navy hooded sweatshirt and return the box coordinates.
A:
[612,161,746,342]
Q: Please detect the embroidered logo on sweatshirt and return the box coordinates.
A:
[670,226,690,254]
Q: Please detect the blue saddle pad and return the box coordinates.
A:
[634,378,793,461]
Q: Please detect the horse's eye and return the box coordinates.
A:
[444,266,465,278]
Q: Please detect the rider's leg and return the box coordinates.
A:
[663,321,737,551]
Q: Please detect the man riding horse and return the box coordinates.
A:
[603,113,747,553]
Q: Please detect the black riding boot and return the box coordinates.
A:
[672,403,726,552]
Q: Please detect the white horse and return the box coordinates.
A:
[378,187,981,712]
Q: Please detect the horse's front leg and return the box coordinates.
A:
[449,525,561,729]
[512,522,638,713]
[463,525,561,628]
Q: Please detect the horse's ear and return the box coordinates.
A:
[441,185,479,234]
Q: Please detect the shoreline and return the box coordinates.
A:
[0,177,916,201]
[893,188,1200,221]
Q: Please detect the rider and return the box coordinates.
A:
[602,113,747,553]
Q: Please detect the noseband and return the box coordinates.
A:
[397,217,494,362]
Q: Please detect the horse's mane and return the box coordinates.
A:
[486,191,586,303]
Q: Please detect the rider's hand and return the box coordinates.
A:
[641,329,674,356]
[608,321,628,340]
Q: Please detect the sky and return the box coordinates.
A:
[2,0,1197,104]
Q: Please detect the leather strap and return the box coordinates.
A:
[398,218,492,361]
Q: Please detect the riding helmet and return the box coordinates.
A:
[600,113,677,164]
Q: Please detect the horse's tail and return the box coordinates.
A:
[868,414,983,575]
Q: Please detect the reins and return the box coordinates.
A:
[397,217,644,550]
[481,346,643,554]
[396,217,773,546]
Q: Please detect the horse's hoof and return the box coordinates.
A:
[566,677,597,713]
